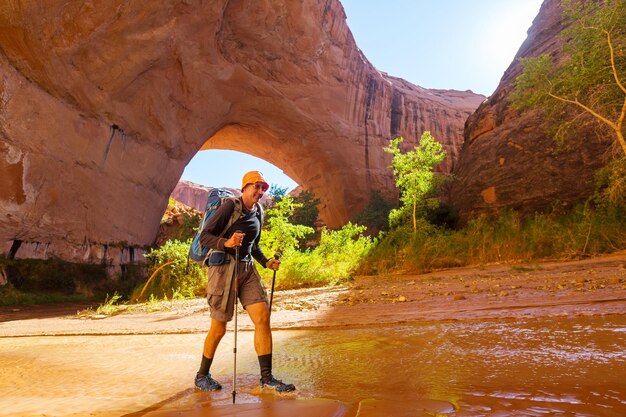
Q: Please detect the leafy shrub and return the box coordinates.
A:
[424,202,458,229]
[261,195,315,255]
[290,190,321,229]
[139,239,205,300]
[352,191,396,233]
[595,157,626,208]
[260,223,376,288]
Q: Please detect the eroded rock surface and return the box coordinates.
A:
[0,0,481,266]
[450,0,615,220]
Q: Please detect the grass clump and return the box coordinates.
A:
[94,292,123,315]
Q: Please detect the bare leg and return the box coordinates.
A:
[203,318,227,358]
[245,301,272,355]
[246,301,295,391]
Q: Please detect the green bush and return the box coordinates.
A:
[139,239,205,300]
[595,157,626,208]
[290,190,321,229]
[261,195,315,255]
[0,256,106,294]
[260,223,376,288]
[352,191,396,233]
[0,256,108,305]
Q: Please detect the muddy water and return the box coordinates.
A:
[1,315,625,416]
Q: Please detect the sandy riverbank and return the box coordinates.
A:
[2,251,625,336]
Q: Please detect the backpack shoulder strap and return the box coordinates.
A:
[255,201,264,226]
[219,197,242,237]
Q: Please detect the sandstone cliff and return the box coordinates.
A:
[154,199,200,247]
[450,0,615,220]
[171,181,220,213]
[0,0,481,268]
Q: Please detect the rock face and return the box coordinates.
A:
[155,199,200,247]
[171,181,216,213]
[0,0,481,268]
[450,0,615,220]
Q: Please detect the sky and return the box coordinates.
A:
[181,0,544,191]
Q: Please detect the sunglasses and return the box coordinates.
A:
[252,183,268,192]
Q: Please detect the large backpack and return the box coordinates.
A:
[188,188,264,266]
[188,188,241,265]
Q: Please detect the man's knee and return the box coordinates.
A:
[247,302,270,327]
[255,310,270,327]
[209,320,227,339]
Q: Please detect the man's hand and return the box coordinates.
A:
[266,258,281,271]
[224,232,245,248]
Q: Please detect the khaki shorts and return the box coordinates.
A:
[206,259,268,322]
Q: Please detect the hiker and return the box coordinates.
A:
[194,170,296,393]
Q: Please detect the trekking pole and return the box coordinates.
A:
[269,252,281,317]
[232,230,243,404]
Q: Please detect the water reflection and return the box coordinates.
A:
[0,315,624,416]
[277,316,626,415]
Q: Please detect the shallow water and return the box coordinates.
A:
[1,315,625,416]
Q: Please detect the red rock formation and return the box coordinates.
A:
[155,199,200,247]
[0,0,481,268]
[450,0,615,220]
[171,181,216,213]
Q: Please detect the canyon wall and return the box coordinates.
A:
[450,0,615,220]
[0,0,481,268]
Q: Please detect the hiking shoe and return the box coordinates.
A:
[195,373,222,391]
[260,376,296,392]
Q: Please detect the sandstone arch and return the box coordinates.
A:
[201,124,355,226]
[0,0,482,267]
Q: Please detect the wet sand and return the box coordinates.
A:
[1,252,625,416]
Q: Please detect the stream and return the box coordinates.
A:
[1,314,625,416]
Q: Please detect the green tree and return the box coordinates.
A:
[260,195,314,255]
[291,190,320,228]
[383,132,447,232]
[352,191,395,232]
[511,0,626,156]
[268,184,288,204]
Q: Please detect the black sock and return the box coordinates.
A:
[198,355,213,376]
[258,353,272,380]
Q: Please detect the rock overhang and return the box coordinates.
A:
[0,0,483,267]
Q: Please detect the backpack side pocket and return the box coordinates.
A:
[206,249,227,266]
